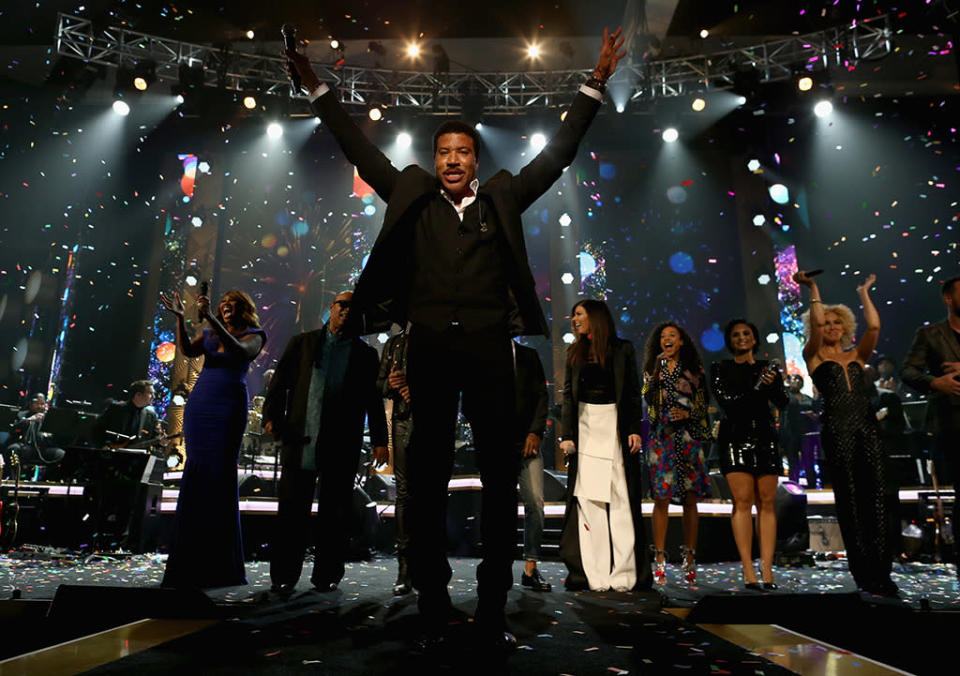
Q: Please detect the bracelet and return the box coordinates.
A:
[810,299,822,304]
[584,76,607,93]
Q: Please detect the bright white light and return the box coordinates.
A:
[562,332,575,345]
[769,183,790,204]
[527,44,541,58]
[184,275,198,287]
[691,97,706,112]
[172,394,186,407]
[757,274,771,285]
[530,133,547,152]
[560,109,568,122]
[267,122,283,139]
[406,43,420,57]
[134,77,148,91]
[700,29,709,38]
[747,159,761,172]
[814,100,833,118]
[662,127,679,143]
[377,333,389,344]
[191,216,203,228]
[615,103,625,114]
[368,107,382,121]
[736,95,747,106]
[175,94,185,104]
[559,213,572,227]
[197,161,211,174]
[396,132,412,149]
[797,75,813,91]
[112,100,130,116]
[474,122,483,130]
[330,39,340,50]
[560,272,575,285]
[243,95,257,110]
[246,30,255,40]
[766,333,781,344]
[752,214,766,226]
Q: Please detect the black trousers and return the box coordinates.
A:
[406,323,518,632]
[392,416,413,569]
[269,455,357,587]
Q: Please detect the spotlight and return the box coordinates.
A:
[662,127,679,143]
[559,213,571,227]
[530,133,547,151]
[527,44,541,59]
[406,43,420,58]
[747,159,761,172]
[330,39,340,50]
[175,94,185,104]
[797,75,814,91]
[474,122,482,130]
[266,122,283,139]
[615,103,625,114]
[166,450,185,469]
[559,109,568,122]
[112,99,130,116]
[560,272,575,285]
[377,333,389,344]
[752,214,766,226]
[243,95,257,110]
[369,107,382,121]
[246,30,255,40]
[396,132,412,149]
[757,274,771,285]
[134,77,149,91]
[766,333,780,344]
[814,100,833,118]
[691,97,706,112]
[172,393,187,407]
[700,29,709,38]
[562,332,575,345]
[769,183,790,204]
[185,275,198,287]
[736,95,747,106]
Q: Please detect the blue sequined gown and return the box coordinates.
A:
[162,327,266,588]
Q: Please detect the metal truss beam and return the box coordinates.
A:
[55,13,892,115]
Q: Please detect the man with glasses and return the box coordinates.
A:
[264,291,388,593]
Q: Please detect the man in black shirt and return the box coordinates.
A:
[93,380,159,448]
[285,27,625,647]
[902,274,960,574]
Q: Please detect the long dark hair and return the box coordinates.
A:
[566,299,618,368]
[216,289,260,329]
[642,321,702,375]
[723,318,760,355]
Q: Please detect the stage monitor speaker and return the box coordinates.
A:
[687,591,863,624]
[47,584,219,632]
[708,472,732,501]
[365,473,396,502]
[238,472,263,497]
[775,481,809,552]
[808,515,844,552]
[542,469,568,503]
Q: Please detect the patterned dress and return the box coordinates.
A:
[644,361,711,501]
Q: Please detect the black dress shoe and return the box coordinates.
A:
[311,580,338,592]
[393,579,413,596]
[481,631,517,652]
[744,582,763,591]
[521,568,552,592]
[270,582,296,595]
[762,582,779,591]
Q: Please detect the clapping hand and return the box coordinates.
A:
[160,291,185,318]
[856,273,877,294]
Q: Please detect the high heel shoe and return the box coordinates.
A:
[742,563,762,590]
[680,546,697,584]
[760,563,778,590]
[651,546,667,585]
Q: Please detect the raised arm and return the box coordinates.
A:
[855,274,880,363]
[160,291,204,359]
[284,48,401,201]
[794,271,824,363]
[511,27,624,210]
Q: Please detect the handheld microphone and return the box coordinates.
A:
[281,24,302,96]
[806,269,824,277]
[198,280,209,320]
[755,358,781,390]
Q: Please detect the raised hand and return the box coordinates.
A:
[856,273,877,294]
[594,27,627,81]
[160,291,185,318]
[793,270,817,287]
[281,47,322,94]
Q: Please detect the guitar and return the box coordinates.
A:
[0,448,21,551]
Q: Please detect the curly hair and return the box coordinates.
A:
[801,303,856,349]
[567,299,618,368]
[642,321,703,375]
[217,289,261,329]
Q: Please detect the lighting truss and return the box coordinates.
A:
[55,12,892,115]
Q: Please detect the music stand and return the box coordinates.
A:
[37,407,79,446]
[0,404,18,429]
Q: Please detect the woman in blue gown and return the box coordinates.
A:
[160,288,266,588]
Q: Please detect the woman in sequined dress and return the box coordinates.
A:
[795,270,897,596]
[643,322,711,585]
[710,319,787,590]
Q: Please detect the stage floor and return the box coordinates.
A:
[1,556,955,675]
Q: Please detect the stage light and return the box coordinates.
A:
[112,100,130,116]
[766,333,780,344]
[691,97,706,112]
[406,43,420,58]
[330,39,340,50]
[377,333,389,344]
[560,272,575,285]
[560,109,568,122]
[757,274,771,285]
[175,94,185,104]
[527,44,541,59]
[562,332,575,345]
[615,103,625,114]
[156,342,176,363]
[369,107,382,121]
[747,159,761,172]
[185,275,198,287]
[662,127,679,143]
[814,100,833,118]
[166,450,185,469]
[530,133,547,151]
[246,30,255,40]
[769,183,789,204]
[798,75,814,91]
[171,394,186,407]
[134,77,149,91]
[736,95,747,105]
[559,213,572,227]
[191,216,203,228]
[474,122,482,130]
[700,29,709,38]
[397,132,412,149]
[243,95,257,110]
[753,214,766,226]
[266,122,283,139]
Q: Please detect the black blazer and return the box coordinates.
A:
[513,342,548,443]
[902,321,960,435]
[92,401,159,446]
[262,327,388,470]
[560,339,644,446]
[311,87,602,337]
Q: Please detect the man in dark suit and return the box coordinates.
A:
[263,291,388,593]
[511,340,552,591]
[285,28,625,646]
[902,274,960,574]
[92,380,159,447]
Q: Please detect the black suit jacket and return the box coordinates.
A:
[902,320,960,435]
[262,328,388,470]
[311,87,602,336]
[513,342,548,444]
[92,401,159,446]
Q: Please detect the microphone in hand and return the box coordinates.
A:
[755,359,781,390]
[281,24,302,95]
